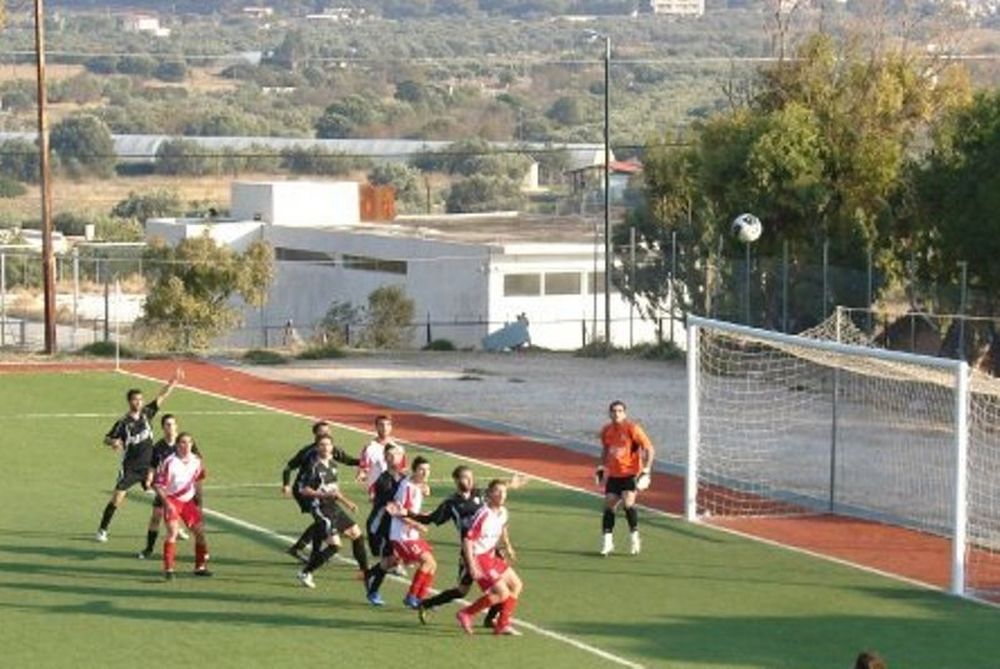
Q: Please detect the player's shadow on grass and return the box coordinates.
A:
[0,597,455,637]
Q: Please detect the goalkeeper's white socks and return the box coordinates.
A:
[600,533,614,556]
[629,531,641,555]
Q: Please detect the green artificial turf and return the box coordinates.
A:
[0,370,997,669]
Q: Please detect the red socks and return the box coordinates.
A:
[498,597,518,629]
[163,541,176,571]
[408,569,434,599]
[463,594,494,617]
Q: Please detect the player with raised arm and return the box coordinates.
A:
[455,479,523,635]
[154,432,210,580]
[387,456,436,609]
[137,413,201,559]
[414,466,526,627]
[295,435,370,590]
[596,400,655,556]
[361,442,405,606]
[96,368,183,543]
[281,421,335,562]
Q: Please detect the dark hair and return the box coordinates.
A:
[452,465,472,481]
[383,442,400,454]
[375,414,392,425]
[855,651,886,669]
[316,434,333,444]
[609,400,626,412]
[126,388,142,401]
[487,478,507,493]
[176,431,193,444]
[160,413,176,428]
[311,420,330,436]
[412,456,429,472]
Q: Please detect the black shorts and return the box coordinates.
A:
[605,475,637,497]
[367,528,392,559]
[294,492,311,514]
[312,501,356,536]
[115,468,148,492]
[152,495,164,508]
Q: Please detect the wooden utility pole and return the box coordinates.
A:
[34,0,57,353]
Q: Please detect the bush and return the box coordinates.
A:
[154,59,188,83]
[423,338,456,351]
[296,343,346,360]
[0,177,26,199]
[53,212,92,236]
[243,349,288,365]
[111,189,184,221]
[633,340,684,361]
[365,285,415,349]
[446,175,525,213]
[575,340,618,358]
[0,139,39,183]
[80,341,138,358]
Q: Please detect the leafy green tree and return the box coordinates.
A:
[633,33,969,327]
[546,96,586,126]
[369,162,423,210]
[117,54,157,76]
[0,139,40,183]
[910,90,1000,311]
[138,235,275,350]
[0,176,26,199]
[50,114,117,178]
[154,59,188,83]
[364,285,414,349]
[446,175,525,213]
[156,139,212,176]
[111,189,184,222]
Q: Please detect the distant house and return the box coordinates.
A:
[566,158,641,203]
[242,6,274,19]
[649,0,705,16]
[120,14,171,38]
[306,7,368,22]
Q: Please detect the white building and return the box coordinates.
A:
[120,14,171,38]
[146,181,667,351]
[649,0,705,16]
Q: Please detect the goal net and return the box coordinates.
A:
[685,315,1000,599]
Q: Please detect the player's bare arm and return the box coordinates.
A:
[333,490,358,513]
[154,367,185,407]
[501,525,516,562]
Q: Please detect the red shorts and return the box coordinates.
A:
[165,497,202,529]
[392,539,432,565]
[474,552,509,591]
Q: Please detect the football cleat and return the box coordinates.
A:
[95,529,108,543]
[164,571,175,581]
[629,531,641,556]
[600,533,614,556]
[494,625,519,636]
[402,594,421,609]
[193,568,213,577]
[366,591,385,607]
[456,610,474,635]
[297,571,316,589]
[137,549,152,560]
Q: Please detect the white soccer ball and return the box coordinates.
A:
[731,213,763,244]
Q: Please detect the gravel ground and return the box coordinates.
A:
[234,350,690,468]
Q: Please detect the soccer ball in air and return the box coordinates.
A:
[731,213,763,244]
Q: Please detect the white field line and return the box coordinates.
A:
[202,506,646,669]
[0,410,269,420]
[119,368,1000,611]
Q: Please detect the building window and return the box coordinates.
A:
[343,254,407,275]
[504,273,541,297]
[587,272,606,294]
[275,247,335,263]
[544,272,582,296]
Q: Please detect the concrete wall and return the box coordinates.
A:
[253,225,490,348]
[231,181,360,227]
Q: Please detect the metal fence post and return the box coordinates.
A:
[866,245,874,332]
[782,239,789,333]
[670,230,677,344]
[822,238,830,320]
[958,260,968,361]
[1,251,6,348]
[426,311,432,346]
[629,226,635,348]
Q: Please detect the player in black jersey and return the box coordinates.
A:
[281,421,336,562]
[96,369,183,543]
[295,434,370,590]
[137,414,202,559]
[362,442,406,606]
[413,465,525,626]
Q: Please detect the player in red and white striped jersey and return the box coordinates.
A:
[455,479,523,635]
[154,432,210,580]
[387,456,436,609]
[356,415,406,498]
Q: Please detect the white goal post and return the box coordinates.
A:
[684,315,993,598]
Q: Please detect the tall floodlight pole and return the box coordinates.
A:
[34,0,57,353]
[601,35,611,345]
